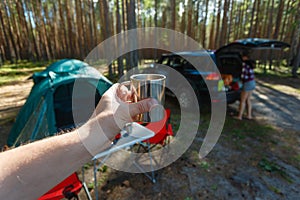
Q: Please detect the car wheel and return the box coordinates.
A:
[178,88,194,109]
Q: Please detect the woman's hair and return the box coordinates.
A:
[242,50,255,68]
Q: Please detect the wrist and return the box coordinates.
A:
[77,118,116,156]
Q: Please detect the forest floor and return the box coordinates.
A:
[0,72,299,200]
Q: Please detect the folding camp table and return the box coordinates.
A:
[91,122,155,200]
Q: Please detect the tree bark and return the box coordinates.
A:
[65,0,75,57]
[227,0,234,42]
[187,0,193,38]
[273,0,284,39]
[209,0,216,49]
[202,0,209,48]
[75,0,84,59]
[267,0,275,38]
[2,1,19,61]
[99,0,113,76]
[0,3,12,62]
[292,42,300,77]
[126,0,138,68]
[35,0,51,60]
[214,0,222,49]
[170,0,176,30]
[57,0,67,58]
[219,0,229,47]
[154,0,158,27]
[116,0,124,77]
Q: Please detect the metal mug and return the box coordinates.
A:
[130,74,166,122]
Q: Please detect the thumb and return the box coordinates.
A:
[129,98,158,117]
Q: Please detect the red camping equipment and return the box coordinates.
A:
[38,173,91,200]
[144,108,173,146]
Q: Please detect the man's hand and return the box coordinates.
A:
[77,83,158,156]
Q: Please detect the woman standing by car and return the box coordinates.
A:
[236,51,256,120]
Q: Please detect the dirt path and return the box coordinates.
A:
[228,78,300,131]
[0,79,33,147]
[253,79,300,131]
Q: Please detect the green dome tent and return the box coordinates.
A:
[7,59,112,147]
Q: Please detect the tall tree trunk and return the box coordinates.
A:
[209,0,216,49]
[137,0,142,28]
[187,0,193,38]
[0,25,5,63]
[65,0,75,57]
[242,0,251,38]
[214,0,222,49]
[267,0,275,38]
[193,1,200,42]
[0,3,12,62]
[126,0,138,68]
[99,0,111,40]
[255,0,262,37]
[154,0,158,27]
[57,0,68,58]
[292,42,300,77]
[32,0,50,60]
[236,0,245,39]
[252,0,261,37]
[36,0,51,60]
[42,2,54,59]
[16,0,31,59]
[9,3,23,60]
[291,1,300,77]
[8,2,27,60]
[280,0,291,41]
[83,1,90,55]
[180,9,186,34]
[170,0,176,30]
[122,0,127,31]
[273,0,284,39]
[51,2,60,58]
[161,8,167,28]
[227,0,234,43]
[202,0,209,48]
[99,0,113,76]
[116,0,124,77]
[75,0,84,59]
[89,0,97,47]
[219,0,229,47]
[91,0,98,46]
[2,1,19,61]
[248,0,257,37]
[24,0,40,61]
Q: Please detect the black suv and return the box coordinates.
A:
[152,50,243,108]
[151,38,289,108]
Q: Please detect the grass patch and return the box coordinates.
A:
[255,64,291,78]
[258,157,293,183]
[0,61,51,86]
[200,160,211,170]
[223,116,273,140]
[255,66,300,94]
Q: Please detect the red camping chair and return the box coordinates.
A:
[39,172,91,200]
[134,109,173,183]
[144,108,173,146]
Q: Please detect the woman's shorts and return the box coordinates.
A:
[243,80,256,91]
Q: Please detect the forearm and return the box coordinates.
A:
[0,83,156,199]
[0,127,109,200]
